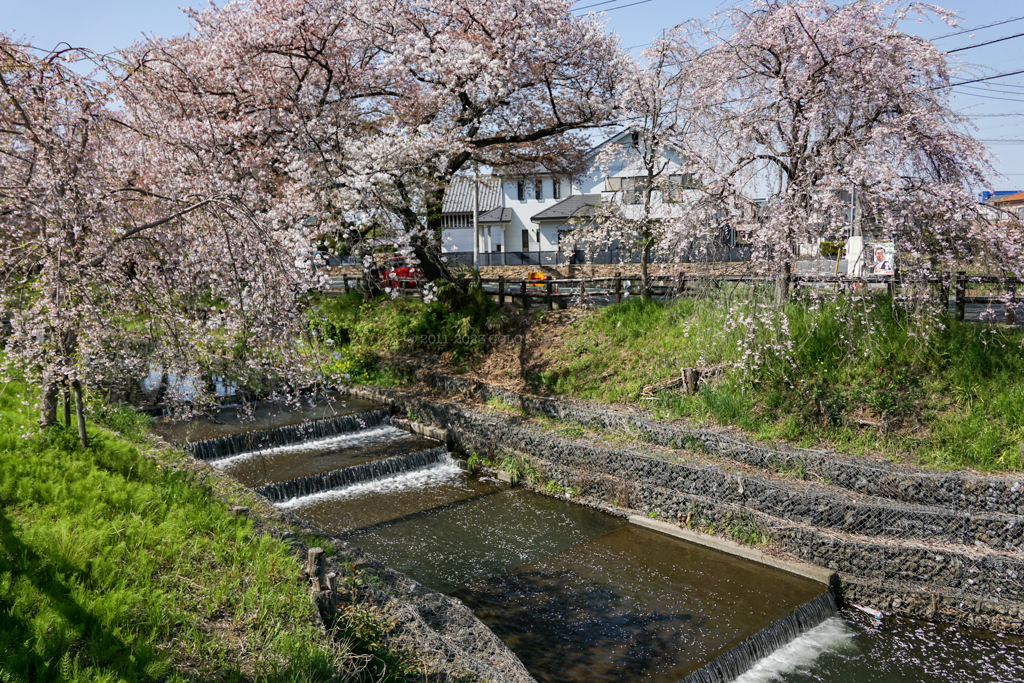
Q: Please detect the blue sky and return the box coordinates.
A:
[4,0,1023,186]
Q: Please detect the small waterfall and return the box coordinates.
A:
[680,591,838,683]
[208,424,411,470]
[183,409,390,461]
[253,446,452,503]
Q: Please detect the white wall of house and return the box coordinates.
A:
[574,135,684,200]
[500,176,570,251]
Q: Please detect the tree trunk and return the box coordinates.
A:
[774,261,791,307]
[641,232,652,302]
[63,386,72,426]
[72,381,87,448]
[38,381,59,428]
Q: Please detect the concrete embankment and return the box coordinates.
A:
[349,379,1024,634]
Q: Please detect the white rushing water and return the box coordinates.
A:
[274,455,465,509]
[208,424,410,468]
[733,617,857,683]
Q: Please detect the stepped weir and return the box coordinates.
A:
[679,591,838,683]
[182,403,1024,683]
[253,447,451,503]
[183,409,390,460]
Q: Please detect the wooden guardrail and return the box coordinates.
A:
[322,271,1023,322]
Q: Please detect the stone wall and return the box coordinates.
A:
[326,261,762,280]
[477,262,758,280]
[422,374,1024,516]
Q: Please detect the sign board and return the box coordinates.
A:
[866,241,895,276]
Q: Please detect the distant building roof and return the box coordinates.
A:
[995,190,1024,204]
[531,194,603,222]
[441,176,502,215]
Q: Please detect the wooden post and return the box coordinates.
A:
[325,572,338,610]
[1007,287,1017,326]
[521,281,529,310]
[72,381,87,448]
[683,368,702,395]
[546,280,553,311]
[306,547,325,588]
[676,272,685,297]
[955,271,966,322]
[614,273,622,304]
[343,275,349,293]
[498,276,505,308]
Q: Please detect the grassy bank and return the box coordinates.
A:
[312,282,508,382]
[0,381,413,682]
[530,294,1024,472]
[311,286,1023,471]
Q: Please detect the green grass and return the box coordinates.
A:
[311,281,509,374]
[0,381,414,682]
[530,292,1024,472]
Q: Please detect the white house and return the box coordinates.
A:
[441,129,712,267]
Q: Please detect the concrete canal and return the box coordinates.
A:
[168,397,1024,683]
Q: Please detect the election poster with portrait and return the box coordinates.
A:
[867,241,895,276]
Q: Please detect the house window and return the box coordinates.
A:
[553,177,561,200]
[623,177,649,205]
[534,179,543,201]
[517,180,526,201]
[522,229,531,251]
[665,174,699,203]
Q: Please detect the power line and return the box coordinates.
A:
[953,89,1024,103]
[940,69,1024,88]
[574,0,651,12]
[931,15,1024,41]
[946,31,1024,53]
[966,113,1024,117]
[956,83,1024,97]
[574,0,625,11]
[600,0,652,12]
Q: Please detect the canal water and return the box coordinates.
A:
[172,399,1024,683]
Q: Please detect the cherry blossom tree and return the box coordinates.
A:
[0,37,324,442]
[577,38,696,299]
[135,0,627,281]
[661,0,1021,296]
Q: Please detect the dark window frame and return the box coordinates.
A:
[623,176,649,205]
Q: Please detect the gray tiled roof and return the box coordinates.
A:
[442,176,502,214]
[530,194,603,222]
[478,208,513,223]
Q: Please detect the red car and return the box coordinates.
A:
[377,256,424,289]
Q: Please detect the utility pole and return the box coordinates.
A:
[846,183,863,278]
[473,166,480,269]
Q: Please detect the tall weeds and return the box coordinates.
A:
[536,282,1024,471]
